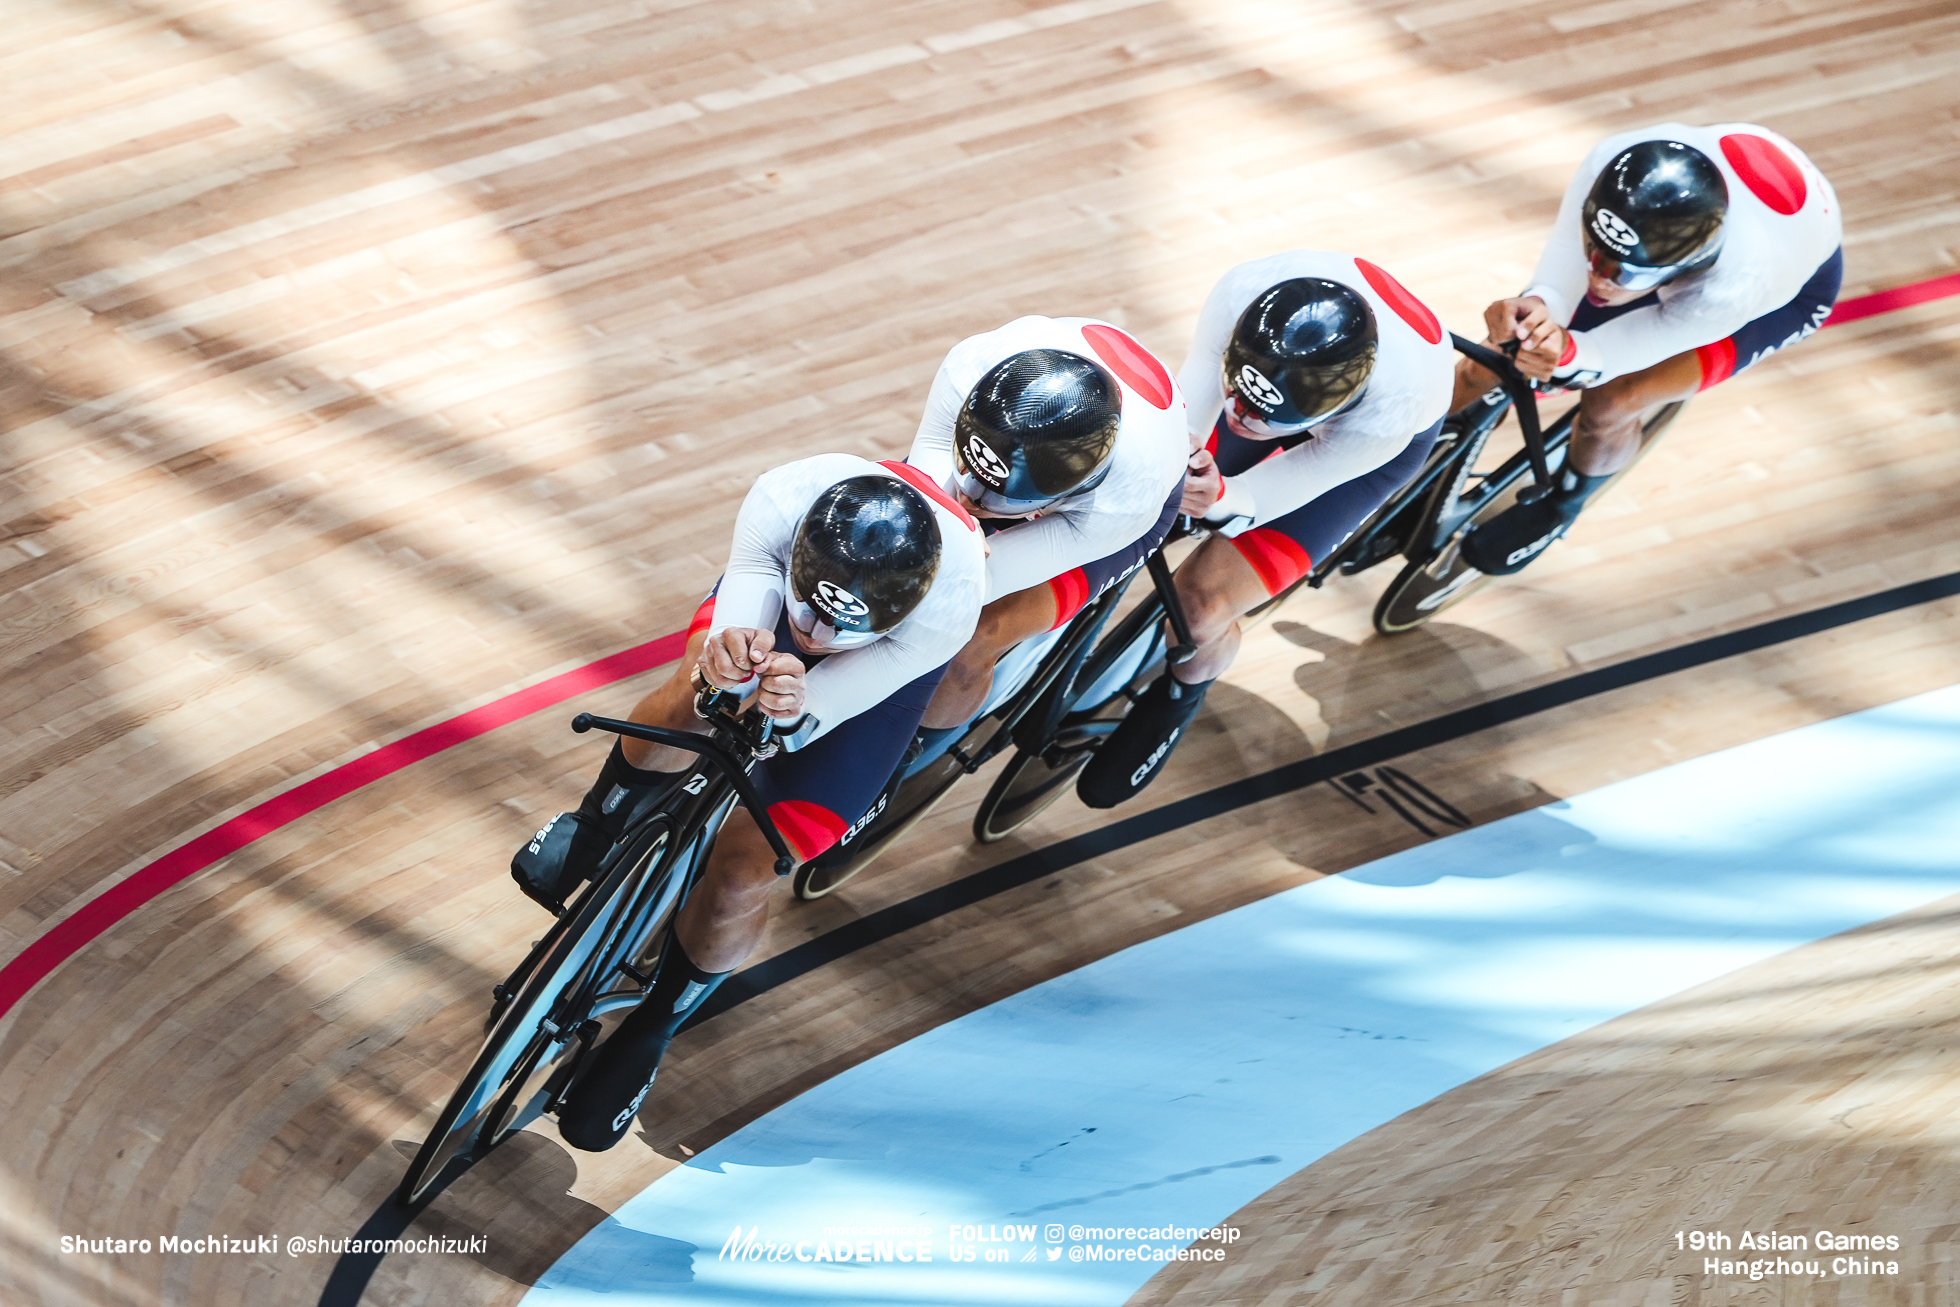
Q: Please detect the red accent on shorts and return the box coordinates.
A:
[1079,324,1175,410]
[768,799,850,862]
[1694,336,1738,391]
[1353,258,1443,344]
[878,458,977,532]
[1228,528,1313,597]
[1557,331,1578,367]
[1047,567,1092,629]
[686,594,717,640]
[1720,134,1806,216]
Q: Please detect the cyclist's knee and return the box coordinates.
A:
[1176,577,1243,649]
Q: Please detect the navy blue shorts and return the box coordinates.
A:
[1568,247,1842,390]
[1204,417,1443,595]
[1041,473,1186,629]
[687,585,948,862]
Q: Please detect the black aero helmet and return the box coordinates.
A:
[1223,278,1377,433]
[1582,140,1728,289]
[789,475,942,636]
[953,349,1121,515]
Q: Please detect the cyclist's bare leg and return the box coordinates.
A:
[1452,354,1500,412]
[1567,349,1702,475]
[920,584,1061,729]
[1165,535,1268,684]
[670,811,782,973]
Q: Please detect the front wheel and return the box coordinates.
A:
[1373,399,1686,635]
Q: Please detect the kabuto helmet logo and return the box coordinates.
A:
[1235,364,1286,414]
[1591,207,1639,256]
[812,579,870,625]
[957,431,1011,488]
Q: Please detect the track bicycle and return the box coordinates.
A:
[396,689,795,1206]
[790,542,1202,898]
[1001,336,1688,808]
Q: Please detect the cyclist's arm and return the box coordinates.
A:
[977,505,1126,603]
[1552,293,1755,386]
[905,353,969,486]
[1520,138,1616,328]
[1176,267,1262,442]
[1214,420,1415,535]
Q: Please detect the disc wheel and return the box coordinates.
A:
[972,721,1117,843]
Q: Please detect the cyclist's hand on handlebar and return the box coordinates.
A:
[1180,447,1223,517]
[1483,296,1565,383]
[700,627,775,689]
[749,651,807,720]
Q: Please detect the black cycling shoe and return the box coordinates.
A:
[1075,673,1214,809]
[1458,496,1568,575]
[556,939,728,1151]
[510,811,610,915]
[511,741,679,914]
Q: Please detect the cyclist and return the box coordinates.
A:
[1076,254,1454,806]
[1458,123,1842,574]
[901,316,1189,752]
[518,453,985,1150]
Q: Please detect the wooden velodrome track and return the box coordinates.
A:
[3,0,1958,1301]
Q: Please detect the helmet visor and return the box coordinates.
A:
[951,443,1108,517]
[786,591,885,650]
[1584,233,1713,292]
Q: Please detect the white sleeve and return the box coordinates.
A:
[1176,273,1245,440]
[1555,294,1753,385]
[1225,425,1413,531]
[981,502,1156,602]
[797,623,965,743]
[1522,148,1601,327]
[706,479,794,638]
[906,352,970,486]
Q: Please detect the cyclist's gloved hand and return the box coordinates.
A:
[1460,469,1611,576]
[1200,476,1257,538]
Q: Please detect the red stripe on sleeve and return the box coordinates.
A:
[686,594,718,640]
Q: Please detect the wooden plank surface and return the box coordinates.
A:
[1,0,1956,1302]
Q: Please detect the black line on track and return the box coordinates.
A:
[324,565,1960,1307]
[692,565,1960,1024]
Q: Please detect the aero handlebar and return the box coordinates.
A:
[571,711,798,877]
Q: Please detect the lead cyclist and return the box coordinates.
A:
[1458,124,1843,574]
[515,454,985,1150]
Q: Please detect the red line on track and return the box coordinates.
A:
[0,632,687,1017]
[3,268,1958,1021]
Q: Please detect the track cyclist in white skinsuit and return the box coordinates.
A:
[514,454,985,1150]
[1459,123,1843,575]
[901,315,1191,749]
[1076,252,1455,807]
